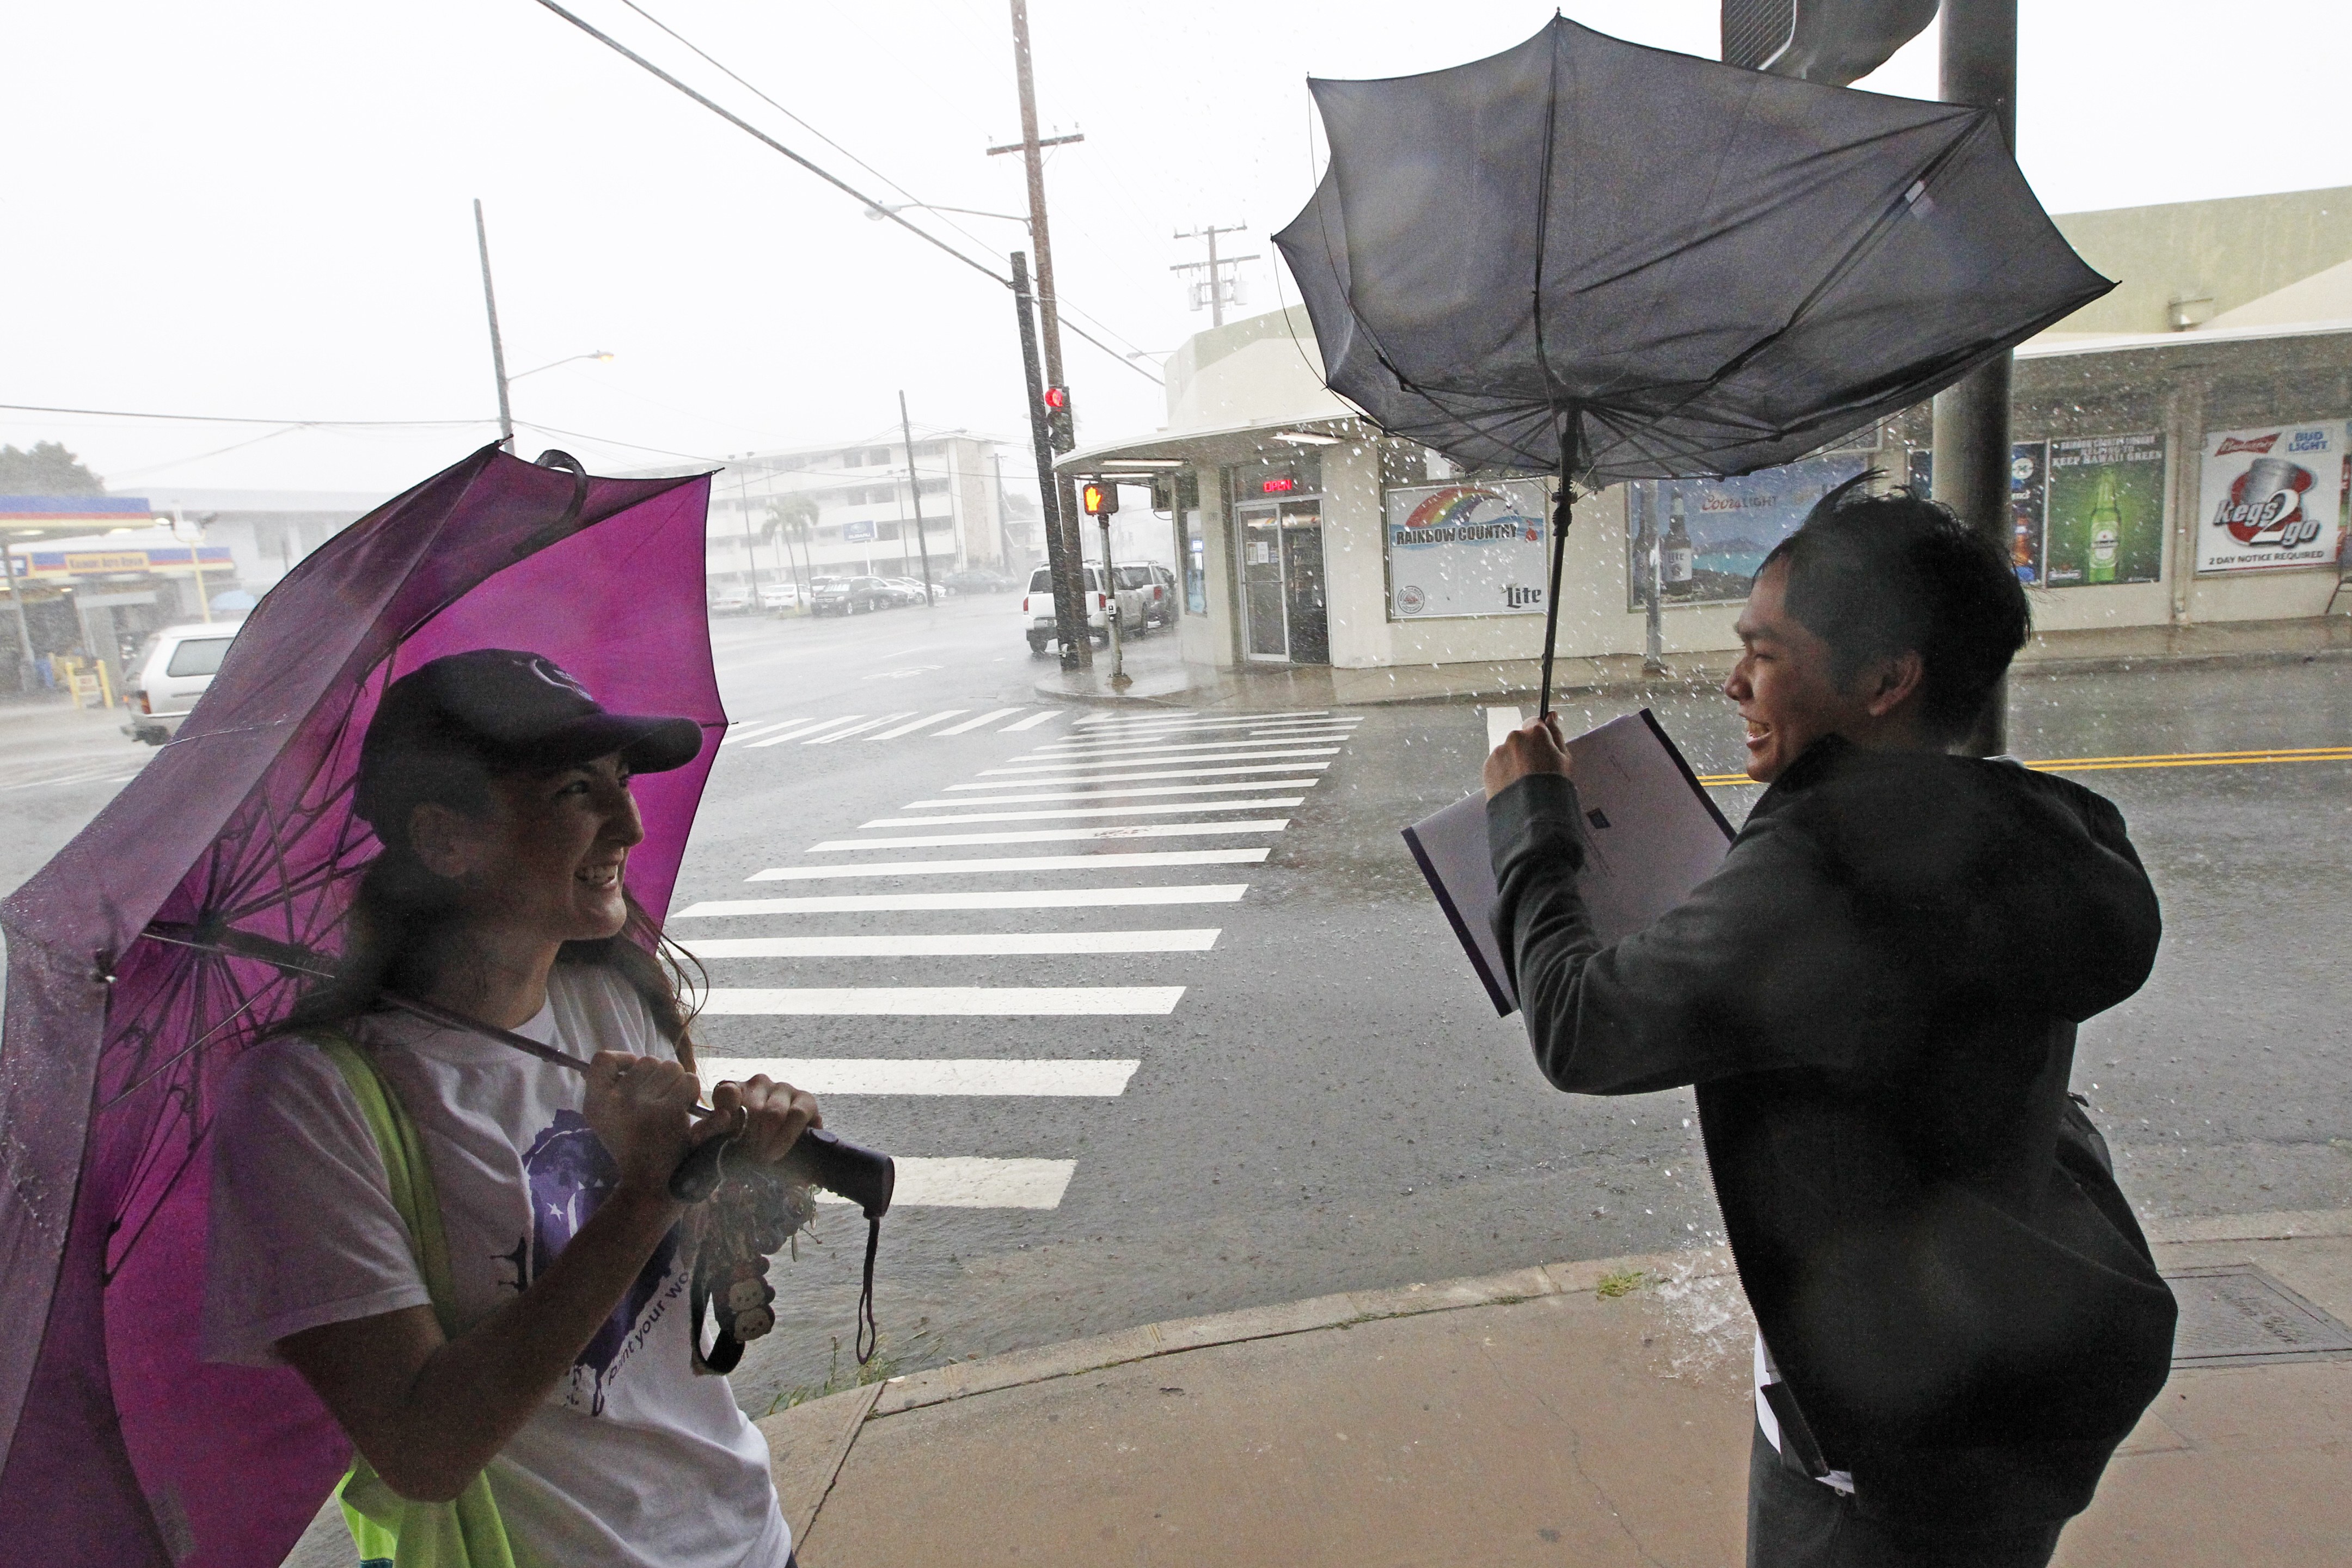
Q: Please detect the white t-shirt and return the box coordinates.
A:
[203,964,789,1568]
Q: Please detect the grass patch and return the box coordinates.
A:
[764,1333,911,1416]
[1595,1269,1647,1300]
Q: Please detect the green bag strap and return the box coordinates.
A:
[314,1032,525,1568]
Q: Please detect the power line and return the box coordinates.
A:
[0,401,480,426]
[524,0,1160,385]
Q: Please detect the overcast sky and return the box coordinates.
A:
[7,1,2349,498]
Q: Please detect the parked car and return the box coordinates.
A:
[708,588,753,615]
[879,576,949,605]
[758,581,801,611]
[1020,564,1148,655]
[121,621,244,745]
[943,566,1018,595]
[1114,562,1176,630]
[808,575,891,616]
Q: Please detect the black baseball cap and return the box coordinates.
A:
[354,649,703,838]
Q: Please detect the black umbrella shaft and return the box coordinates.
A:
[1537,421,1575,719]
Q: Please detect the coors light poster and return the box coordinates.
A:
[2197,421,2349,573]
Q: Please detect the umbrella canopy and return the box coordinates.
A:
[0,445,723,1567]
[1273,16,2112,483]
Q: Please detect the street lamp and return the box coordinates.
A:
[510,350,616,382]
[865,202,1031,231]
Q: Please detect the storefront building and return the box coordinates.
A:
[1062,189,2352,687]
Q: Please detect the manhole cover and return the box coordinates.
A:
[2165,1263,2352,1367]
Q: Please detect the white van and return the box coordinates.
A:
[1021,564,1147,656]
[122,621,242,745]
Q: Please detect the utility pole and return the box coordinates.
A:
[1012,252,1088,667]
[996,0,1092,660]
[473,199,516,454]
[991,447,1016,569]
[899,391,937,605]
[1172,224,1259,329]
[735,468,763,608]
[1930,0,2017,757]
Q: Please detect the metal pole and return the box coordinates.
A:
[2,539,36,693]
[1012,253,1088,668]
[1642,491,1667,675]
[474,199,516,454]
[1931,0,2018,757]
[1205,225,1223,328]
[899,391,936,605]
[1008,0,1065,391]
[1098,509,1126,688]
[736,470,763,609]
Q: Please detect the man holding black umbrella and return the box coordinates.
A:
[1483,481,2174,1567]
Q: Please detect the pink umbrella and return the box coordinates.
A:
[0,445,723,1566]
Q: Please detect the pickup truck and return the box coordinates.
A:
[1020,564,1148,656]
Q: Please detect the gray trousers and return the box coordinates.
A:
[1746,1424,2065,1568]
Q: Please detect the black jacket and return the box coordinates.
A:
[1489,736,2176,1528]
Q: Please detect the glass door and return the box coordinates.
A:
[1279,501,1328,664]
[1239,505,1289,660]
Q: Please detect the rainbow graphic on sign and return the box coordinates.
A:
[1392,486,1543,547]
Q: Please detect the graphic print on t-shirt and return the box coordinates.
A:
[522,1110,685,1412]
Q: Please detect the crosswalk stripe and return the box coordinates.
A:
[698,1058,1142,1097]
[4,763,144,791]
[903,779,1321,807]
[1483,706,1526,751]
[814,1156,1073,1209]
[807,713,914,744]
[867,710,967,740]
[1092,717,1360,738]
[1073,709,1204,725]
[952,762,1329,788]
[999,709,1067,732]
[748,715,864,748]
[862,797,1302,827]
[983,748,1339,775]
[678,884,1251,915]
[720,718,803,746]
[933,707,1025,735]
[698,986,1185,1015]
[811,819,1288,851]
[684,929,1220,956]
[743,849,1270,881]
[1025,736,1354,759]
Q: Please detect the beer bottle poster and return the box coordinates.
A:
[2045,433,2165,586]
[1621,454,1867,611]
[2196,421,2349,573]
[2008,441,2048,585]
[1385,477,1552,619]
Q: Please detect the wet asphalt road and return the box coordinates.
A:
[2,597,2345,1415]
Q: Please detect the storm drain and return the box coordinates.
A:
[2164,1263,2352,1367]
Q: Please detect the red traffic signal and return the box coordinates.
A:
[1081,480,1119,517]
[1043,385,1069,411]
[1044,384,1074,452]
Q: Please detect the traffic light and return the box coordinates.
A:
[1721,0,1936,87]
[1081,479,1119,518]
[1043,384,1074,453]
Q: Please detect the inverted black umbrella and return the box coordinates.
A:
[1274,16,2112,713]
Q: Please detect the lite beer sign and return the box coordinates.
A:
[2197,421,2348,573]
[1382,479,1551,620]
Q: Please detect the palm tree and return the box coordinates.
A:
[761,495,819,610]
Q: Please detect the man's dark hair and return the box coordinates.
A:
[1759,475,2029,743]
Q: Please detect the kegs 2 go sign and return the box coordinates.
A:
[2198,422,2348,573]
[1385,480,1551,619]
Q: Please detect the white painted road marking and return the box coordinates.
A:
[902,779,1320,807]
[744,849,1269,881]
[999,709,1065,732]
[677,885,1251,915]
[684,929,1219,956]
[699,1058,1141,1097]
[951,762,1328,789]
[810,819,1288,851]
[860,797,1302,827]
[697,986,1186,1015]
[815,1156,1074,1209]
[748,715,865,747]
[1029,735,1354,759]
[979,748,1339,774]
[1483,706,1525,750]
[932,708,1025,735]
[807,713,914,744]
[867,710,967,740]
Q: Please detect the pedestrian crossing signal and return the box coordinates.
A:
[1081,480,1119,517]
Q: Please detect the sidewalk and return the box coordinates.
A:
[763,1209,2352,1566]
[1037,613,2352,712]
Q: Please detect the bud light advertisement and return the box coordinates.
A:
[2047,433,2166,587]
[1384,478,1551,619]
[2197,421,2348,573]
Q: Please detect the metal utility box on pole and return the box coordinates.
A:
[1012,252,1088,667]
[473,199,516,454]
[1930,0,2017,757]
[899,391,936,605]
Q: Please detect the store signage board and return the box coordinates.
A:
[1622,454,1866,610]
[2046,433,2166,587]
[2197,421,2349,574]
[1385,478,1551,619]
[842,519,876,543]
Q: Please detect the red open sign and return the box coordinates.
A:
[1260,476,1297,493]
